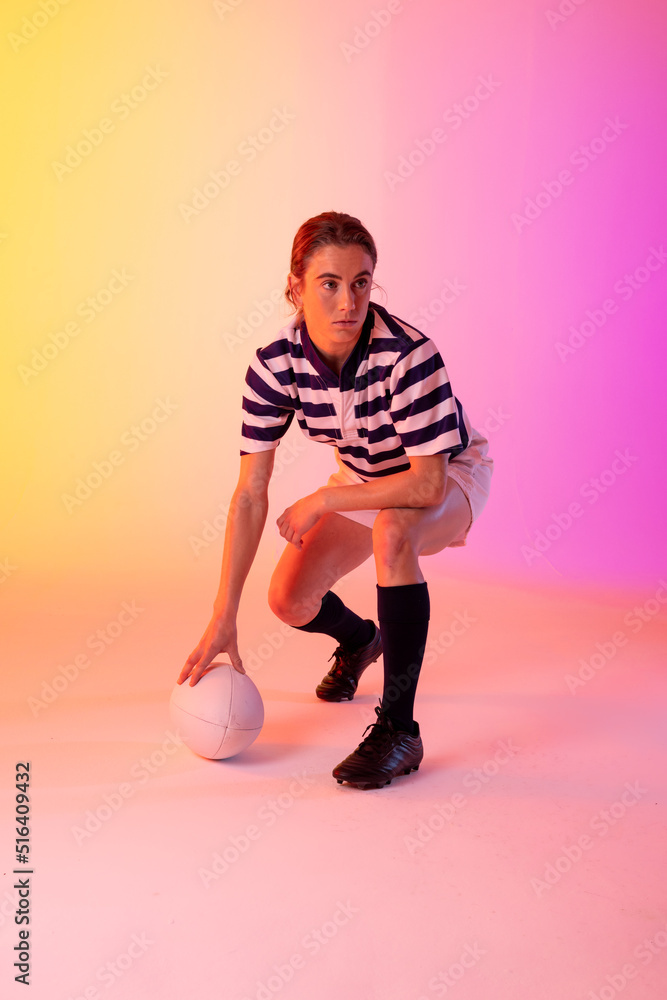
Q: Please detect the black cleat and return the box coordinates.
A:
[332,702,424,789]
[315,623,382,702]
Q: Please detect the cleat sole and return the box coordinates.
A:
[315,689,356,702]
[335,764,421,789]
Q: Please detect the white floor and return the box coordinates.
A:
[2,571,666,1000]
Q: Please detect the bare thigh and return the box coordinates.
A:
[416,476,473,556]
[268,512,374,626]
[372,474,472,579]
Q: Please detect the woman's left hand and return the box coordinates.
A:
[277,491,327,548]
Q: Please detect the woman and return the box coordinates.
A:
[177,211,494,790]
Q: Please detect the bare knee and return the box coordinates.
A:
[267,579,299,625]
[372,508,417,566]
[267,576,323,627]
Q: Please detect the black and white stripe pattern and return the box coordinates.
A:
[240,301,472,480]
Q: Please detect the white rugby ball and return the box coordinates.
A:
[170,661,264,759]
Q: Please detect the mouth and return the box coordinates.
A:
[334,319,357,326]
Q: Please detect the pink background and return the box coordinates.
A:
[1,1,665,998]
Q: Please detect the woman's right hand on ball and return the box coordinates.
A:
[177,614,246,686]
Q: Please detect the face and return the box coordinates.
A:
[288,244,374,353]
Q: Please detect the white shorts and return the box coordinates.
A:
[324,428,494,548]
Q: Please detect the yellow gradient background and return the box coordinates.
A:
[1,0,664,702]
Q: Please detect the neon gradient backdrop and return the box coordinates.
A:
[2,1,664,672]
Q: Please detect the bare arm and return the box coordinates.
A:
[275,454,449,548]
[177,449,275,685]
[212,450,276,616]
[318,454,448,513]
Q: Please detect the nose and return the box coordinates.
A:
[338,284,356,312]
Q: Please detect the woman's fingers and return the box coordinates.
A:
[186,653,214,686]
[177,646,202,685]
[227,640,246,675]
[178,624,244,685]
[276,513,302,548]
[226,635,244,674]
[180,648,243,684]
[177,635,216,686]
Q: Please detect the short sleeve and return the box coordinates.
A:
[240,349,295,455]
[388,336,465,458]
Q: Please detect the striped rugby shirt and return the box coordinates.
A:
[240,300,474,480]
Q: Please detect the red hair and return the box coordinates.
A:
[284,211,379,313]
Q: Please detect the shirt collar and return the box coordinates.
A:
[298,304,376,390]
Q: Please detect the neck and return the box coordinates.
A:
[300,306,372,378]
[310,338,349,376]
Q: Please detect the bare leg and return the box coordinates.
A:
[268,511,374,626]
[372,476,472,585]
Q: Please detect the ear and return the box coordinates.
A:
[288,272,303,307]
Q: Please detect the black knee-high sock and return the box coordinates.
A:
[377,581,430,730]
[292,590,375,650]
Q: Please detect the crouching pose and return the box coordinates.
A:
[178,210,494,789]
